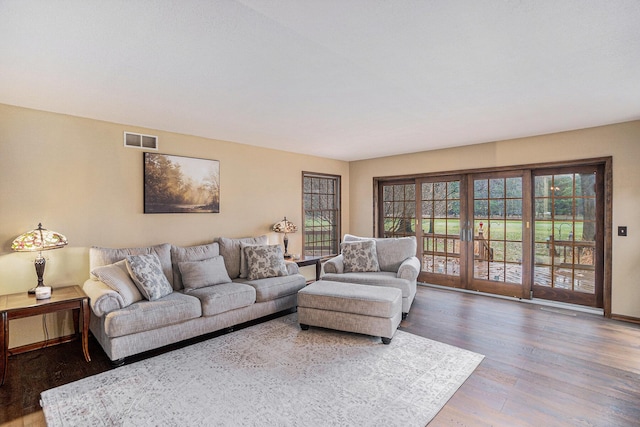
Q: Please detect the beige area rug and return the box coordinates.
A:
[41,314,483,426]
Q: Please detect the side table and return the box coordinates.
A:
[0,285,91,386]
[294,256,323,282]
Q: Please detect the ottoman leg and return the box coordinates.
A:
[381,337,392,345]
[300,324,309,330]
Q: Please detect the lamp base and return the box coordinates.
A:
[28,285,53,295]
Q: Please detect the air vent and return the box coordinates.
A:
[124,132,158,150]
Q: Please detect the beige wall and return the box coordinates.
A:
[2,103,639,349]
[349,120,640,319]
[0,104,349,347]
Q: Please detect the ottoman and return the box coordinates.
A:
[297,280,402,344]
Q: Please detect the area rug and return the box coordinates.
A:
[41,314,483,426]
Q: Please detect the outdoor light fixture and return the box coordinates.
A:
[272,217,298,259]
[12,223,68,295]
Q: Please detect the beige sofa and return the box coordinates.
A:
[321,234,420,318]
[82,236,306,364]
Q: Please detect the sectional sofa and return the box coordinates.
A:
[82,236,306,364]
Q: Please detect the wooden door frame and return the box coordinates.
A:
[465,170,532,299]
[373,156,612,317]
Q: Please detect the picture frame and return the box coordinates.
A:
[144,152,220,213]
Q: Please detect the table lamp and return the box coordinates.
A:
[272,217,298,259]
[11,223,68,294]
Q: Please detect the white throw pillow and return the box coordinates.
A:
[126,253,173,301]
[341,240,380,273]
[179,256,232,291]
[91,259,143,306]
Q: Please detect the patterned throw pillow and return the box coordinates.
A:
[244,245,288,280]
[126,253,173,301]
[341,240,380,273]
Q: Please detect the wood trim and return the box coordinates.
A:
[373,156,613,312]
[373,156,612,182]
[610,313,640,325]
[8,333,78,356]
[603,157,613,317]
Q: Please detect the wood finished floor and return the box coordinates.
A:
[1,285,639,426]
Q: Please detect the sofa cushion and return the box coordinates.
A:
[103,292,201,338]
[91,260,143,307]
[90,243,173,287]
[126,253,174,301]
[341,240,380,273]
[239,274,306,302]
[171,242,220,290]
[320,271,412,297]
[186,282,256,316]
[344,234,417,272]
[218,235,268,279]
[179,256,232,291]
[244,244,288,280]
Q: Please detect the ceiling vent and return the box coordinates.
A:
[124,132,158,150]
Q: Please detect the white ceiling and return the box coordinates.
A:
[1,1,639,161]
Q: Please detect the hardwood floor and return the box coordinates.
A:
[1,285,639,426]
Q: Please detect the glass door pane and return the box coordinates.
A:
[381,182,416,237]
[470,173,528,298]
[420,180,461,276]
[532,168,601,306]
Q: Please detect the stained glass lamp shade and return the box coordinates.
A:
[12,223,68,294]
[272,217,298,258]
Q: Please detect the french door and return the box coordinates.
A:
[377,160,606,309]
[467,171,531,298]
[531,166,604,307]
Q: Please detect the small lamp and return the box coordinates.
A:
[12,223,68,294]
[272,217,298,259]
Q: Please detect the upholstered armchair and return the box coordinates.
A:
[322,234,420,318]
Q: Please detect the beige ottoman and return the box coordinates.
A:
[297,280,402,344]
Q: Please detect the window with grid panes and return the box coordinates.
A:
[380,182,416,237]
[302,173,341,257]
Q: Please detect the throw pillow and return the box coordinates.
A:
[178,256,232,291]
[125,253,173,301]
[89,243,173,287]
[239,242,264,278]
[91,259,143,306]
[341,240,380,273]
[218,235,269,279]
[171,242,221,290]
[244,245,288,280]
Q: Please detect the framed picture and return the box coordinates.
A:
[144,152,220,213]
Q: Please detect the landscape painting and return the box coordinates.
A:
[144,153,220,213]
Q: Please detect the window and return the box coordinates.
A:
[379,181,416,237]
[302,172,341,257]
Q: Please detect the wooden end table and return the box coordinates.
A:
[0,285,91,386]
[294,256,323,282]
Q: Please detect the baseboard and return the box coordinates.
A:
[610,313,640,325]
[8,334,78,356]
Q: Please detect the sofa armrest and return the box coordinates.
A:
[82,278,125,317]
[322,254,344,274]
[285,261,300,275]
[397,257,420,281]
